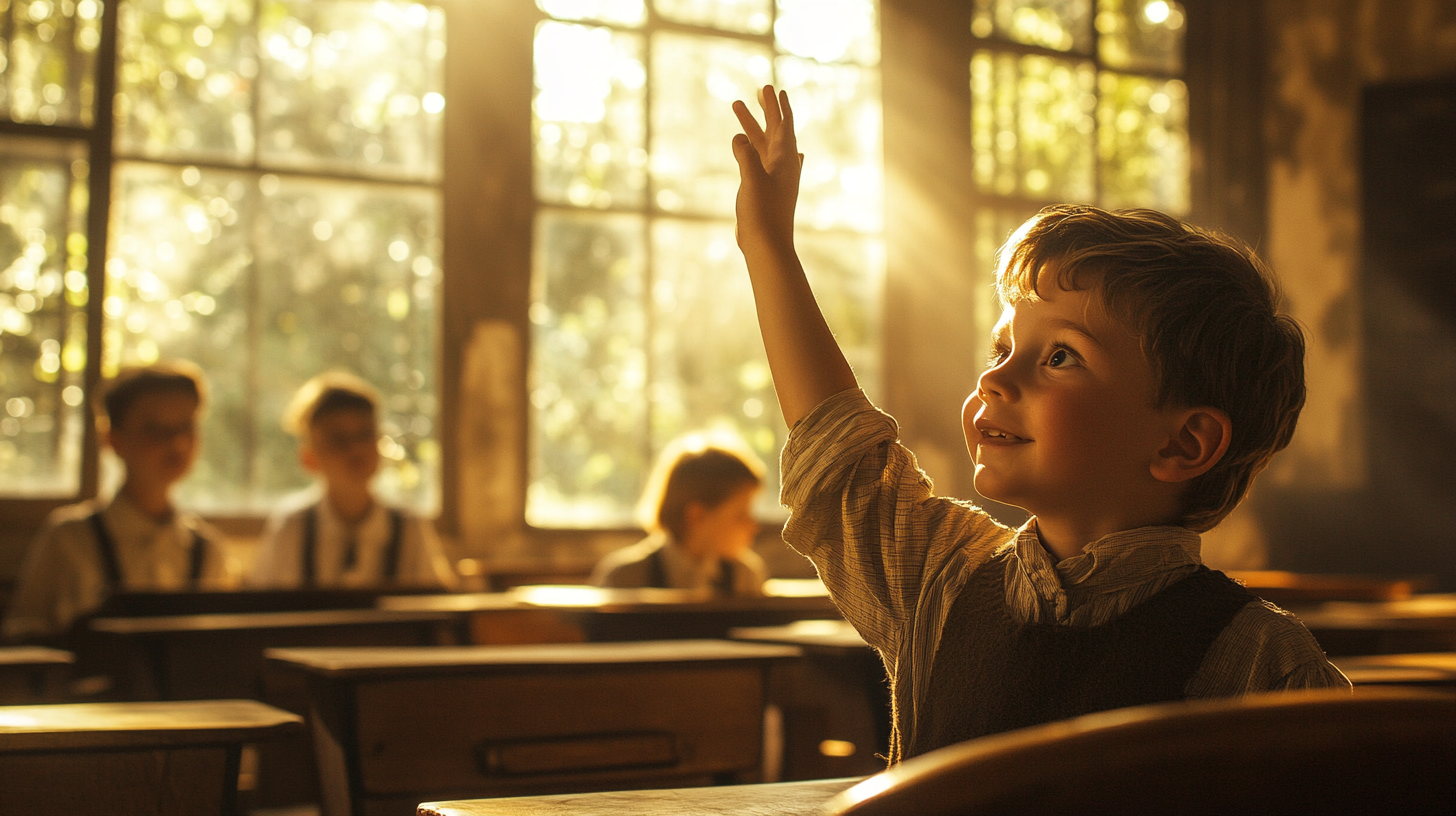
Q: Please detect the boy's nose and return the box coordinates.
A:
[977,361,1015,401]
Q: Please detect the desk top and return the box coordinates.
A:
[731,619,872,653]
[380,583,837,615]
[1333,652,1456,685]
[0,647,74,667]
[1295,594,1456,631]
[0,699,302,752]
[267,639,802,678]
[89,607,458,635]
[417,776,861,816]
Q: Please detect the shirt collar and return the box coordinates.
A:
[1013,519,1203,593]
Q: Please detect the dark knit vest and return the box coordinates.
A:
[908,550,1256,757]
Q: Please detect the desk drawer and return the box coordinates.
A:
[353,665,765,795]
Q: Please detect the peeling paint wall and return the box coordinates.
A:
[1257,0,1456,583]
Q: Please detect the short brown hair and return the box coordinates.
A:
[283,371,380,437]
[996,205,1306,531]
[99,361,207,430]
[638,433,765,540]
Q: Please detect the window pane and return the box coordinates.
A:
[114,0,256,162]
[971,50,1095,202]
[533,21,646,209]
[527,209,648,528]
[649,31,771,216]
[537,0,646,27]
[797,230,883,395]
[106,162,254,510]
[1096,0,1184,74]
[0,0,103,126]
[972,0,1091,53]
[257,1,446,182]
[1097,72,1187,213]
[972,204,1037,332]
[776,0,878,65]
[655,0,771,35]
[649,218,782,515]
[254,176,441,512]
[0,137,89,496]
[778,56,882,233]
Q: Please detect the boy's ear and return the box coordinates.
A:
[299,444,320,473]
[1150,407,1232,484]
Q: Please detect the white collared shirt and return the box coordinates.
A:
[2,494,233,639]
[247,490,457,589]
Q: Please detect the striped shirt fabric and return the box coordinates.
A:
[779,388,1350,763]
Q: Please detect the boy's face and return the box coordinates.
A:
[106,390,201,488]
[963,285,1177,522]
[302,409,380,489]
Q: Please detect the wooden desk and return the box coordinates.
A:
[268,640,802,816]
[730,620,889,781]
[379,583,841,645]
[0,647,72,704]
[93,587,445,617]
[1294,594,1456,656]
[1333,652,1456,688]
[0,698,301,816]
[1227,571,1431,604]
[416,776,861,816]
[90,608,460,700]
[89,608,459,810]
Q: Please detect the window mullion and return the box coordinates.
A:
[79,0,122,501]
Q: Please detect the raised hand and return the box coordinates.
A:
[732,85,803,260]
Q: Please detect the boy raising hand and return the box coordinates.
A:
[731,86,1347,763]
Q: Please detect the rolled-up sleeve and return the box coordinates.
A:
[780,389,1007,656]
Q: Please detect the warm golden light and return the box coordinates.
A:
[819,739,857,757]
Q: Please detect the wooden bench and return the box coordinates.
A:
[825,688,1456,815]
[1295,594,1456,656]
[730,619,889,780]
[1333,652,1456,688]
[416,776,861,815]
[0,647,72,704]
[378,582,841,645]
[0,699,300,816]
[268,640,802,816]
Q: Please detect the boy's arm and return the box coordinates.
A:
[731,85,857,427]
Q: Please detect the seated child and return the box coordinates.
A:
[591,434,768,596]
[729,86,1349,761]
[247,372,456,589]
[4,362,233,641]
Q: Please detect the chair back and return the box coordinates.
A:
[826,688,1456,815]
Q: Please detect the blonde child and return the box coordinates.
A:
[4,362,232,640]
[247,372,455,589]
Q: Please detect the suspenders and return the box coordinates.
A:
[86,511,207,590]
[299,504,404,587]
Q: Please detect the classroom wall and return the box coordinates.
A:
[1248,0,1456,585]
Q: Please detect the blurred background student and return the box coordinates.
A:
[591,433,767,596]
[247,371,456,589]
[4,362,234,641]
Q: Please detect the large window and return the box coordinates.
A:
[968,0,1188,330]
[1,0,445,514]
[526,0,885,527]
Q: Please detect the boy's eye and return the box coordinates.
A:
[1047,347,1075,367]
[987,345,1009,366]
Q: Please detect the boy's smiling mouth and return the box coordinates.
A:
[976,422,1028,444]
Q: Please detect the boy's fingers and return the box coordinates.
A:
[732,100,767,150]
[731,133,764,177]
[779,89,794,129]
[760,85,782,130]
